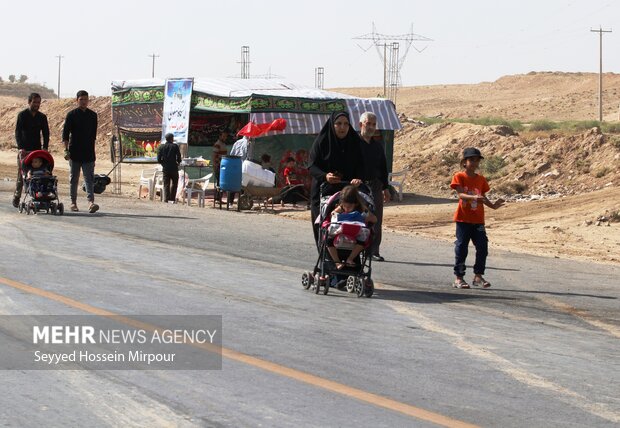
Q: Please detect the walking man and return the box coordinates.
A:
[13,93,49,207]
[62,90,99,213]
[359,111,390,261]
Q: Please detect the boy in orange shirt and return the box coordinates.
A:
[450,147,505,289]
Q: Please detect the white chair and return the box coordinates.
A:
[183,173,213,207]
[153,170,168,201]
[388,169,408,202]
[138,166,161,200]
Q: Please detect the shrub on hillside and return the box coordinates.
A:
[529,120,558,131]
[441,152,460,166]
[495,181,527,195]
[482,155,506,177]
[602,122,620,133]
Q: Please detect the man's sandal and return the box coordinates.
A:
[472,278,491,288]
[453,279,470,289]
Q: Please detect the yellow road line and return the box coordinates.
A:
[0,275,477,428]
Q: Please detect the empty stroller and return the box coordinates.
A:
[18,150,64,215]
[302,182,375,297]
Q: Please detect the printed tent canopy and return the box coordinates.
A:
[111,77,401,134]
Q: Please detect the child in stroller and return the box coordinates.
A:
[301,183,376,297]
[326,185,377,269]
[19,150,64,215]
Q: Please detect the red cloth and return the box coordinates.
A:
[283,166,301,185]
[237,118,287,137]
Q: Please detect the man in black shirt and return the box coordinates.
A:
[62,90,99,213]
[359,112,390,262]
[157,133,182,202]
[13,93,50,207]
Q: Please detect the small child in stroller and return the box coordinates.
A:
[327,185,377,269]
[26,155,52,179]
[19,150,63,215]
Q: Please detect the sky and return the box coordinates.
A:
[1,0,618,97]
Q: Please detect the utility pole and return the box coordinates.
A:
[590,27,612,122]
[148,53,159,78]
[55,54,63,99]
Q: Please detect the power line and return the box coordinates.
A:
[590,26,612,122]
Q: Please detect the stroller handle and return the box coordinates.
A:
[319,181,371,197]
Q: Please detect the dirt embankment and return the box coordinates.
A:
[0,96,114,159]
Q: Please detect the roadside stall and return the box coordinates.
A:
[111,77,401,197]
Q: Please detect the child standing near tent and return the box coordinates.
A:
[211,129,229,187]
[450,147,505,289]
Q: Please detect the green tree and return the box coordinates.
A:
[8,74,16,83]
[18,74,28,83]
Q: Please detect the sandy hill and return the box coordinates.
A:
[336,71,620,122]
[0,96,114,158]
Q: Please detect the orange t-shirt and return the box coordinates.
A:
[450,171,490,224]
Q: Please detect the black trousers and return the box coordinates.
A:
[368,180,384,256]
[163,170,179,202]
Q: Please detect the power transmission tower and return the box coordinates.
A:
[353,23,432,103]
[253,66,284,79]
[148,53,159,78]
[315,67,324,89]
[239,46,251,79]
[590,26,612,122]
[55,54,63,99]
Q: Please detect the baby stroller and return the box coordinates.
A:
[302,182,375,297]
[18,150,64,215]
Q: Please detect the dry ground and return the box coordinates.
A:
[2,149,617,266]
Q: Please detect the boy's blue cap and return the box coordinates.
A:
[462,147,484,160]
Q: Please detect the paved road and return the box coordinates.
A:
[0,189,618,427]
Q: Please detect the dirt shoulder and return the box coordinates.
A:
[2,152,618,266]
[279,187,620,265]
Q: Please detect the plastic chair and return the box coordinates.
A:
[183,173,213,207]
[153,170,164,201]
[138,166,161,200]
[388,169,407,202]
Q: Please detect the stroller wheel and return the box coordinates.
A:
[301,271,313,290]
[316,275,328,294]
[355,276,365,298]
[50,203,57,215]
[57,203,64,216]
[364,278,374,298]
[346,276,356,293]
[18,202,25,213]
[322,278,329,295]
[26,204,32,215]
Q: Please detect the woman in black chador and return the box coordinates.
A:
[308,111,365,248]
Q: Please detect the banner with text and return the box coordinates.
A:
[161,78,194,145]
